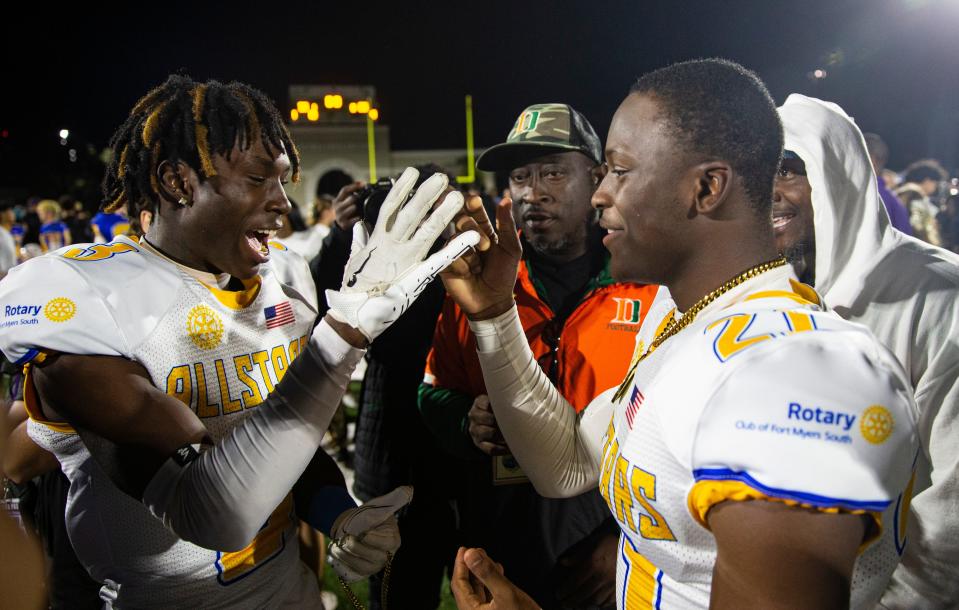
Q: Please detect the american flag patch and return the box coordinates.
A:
[264,301,295,329]
[625,387,644,429]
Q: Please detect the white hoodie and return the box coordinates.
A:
[780,94,959,608]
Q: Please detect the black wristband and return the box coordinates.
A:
[171,443,201,467]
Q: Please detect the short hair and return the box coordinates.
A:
[316,169,354,199]
[903,159,948,185]
[863,133,889,170]
[37,199,61,217]
[102,74,300,221]
[629,58,783,214]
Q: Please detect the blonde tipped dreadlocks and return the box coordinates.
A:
[116,145,130,179]
[190,84,217,178]
[101,74,300,217]
[285,130,301,184]
[140,100,169,149]
[231,88,262,147]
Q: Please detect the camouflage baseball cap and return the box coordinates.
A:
[476,103,603,171]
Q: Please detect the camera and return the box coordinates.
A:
[351,172,459,252]
[353,178,395,229]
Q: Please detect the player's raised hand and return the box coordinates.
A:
[332,181,366,231]
[441,198,522,320]
[325,167,480,342]
[446,195,495,274]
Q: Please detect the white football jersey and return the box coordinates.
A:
[0,236,322,609]
[596,267,918,609]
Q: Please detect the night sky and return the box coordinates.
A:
[2,0,957,201]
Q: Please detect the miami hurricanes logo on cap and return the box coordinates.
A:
[512,110,541,136]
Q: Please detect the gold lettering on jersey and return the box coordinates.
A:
[233,355,265,408]
[599,459,614,512]
[252,351,275,393]
[631,467,676,541]
[708,311,819,362]
[164,342,296,417]
[270,346,289,382]
[61,241,137,261]
[166,365,193,406]
[194,363,221,418]
[601,419,616,457]
[708,314,774,362]
[288,338,300,363]
[599,420,618,512]
[600,419,676,542]
[614,455,638,534]
[783,310,815,332]
[215,359,244,414]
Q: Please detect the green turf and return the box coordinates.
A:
[320,568,458,609]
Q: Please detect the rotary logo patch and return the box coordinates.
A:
[187,304,224,350]
[860,405,894,445]
[43,297,77,323]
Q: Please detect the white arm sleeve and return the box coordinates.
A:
[141,319,364,551]
[469,306,610,498]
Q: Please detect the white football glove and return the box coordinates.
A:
[326,167,479,341]
[329,485,413,583]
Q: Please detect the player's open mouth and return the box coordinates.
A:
[245,230,276,262]
[772,205,797,235]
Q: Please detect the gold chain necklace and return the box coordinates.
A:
[338,552,393,610]
[611,256,788,403]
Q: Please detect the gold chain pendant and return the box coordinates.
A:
[611,256,787,403]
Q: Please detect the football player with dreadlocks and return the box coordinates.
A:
[0,75,479,608]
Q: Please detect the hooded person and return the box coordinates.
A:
[775,94,959,608]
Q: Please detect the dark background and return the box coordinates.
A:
[1,0,957,202]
